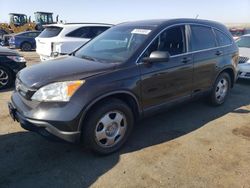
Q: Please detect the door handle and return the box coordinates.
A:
[215,50,223,56]
[181,57,191,63]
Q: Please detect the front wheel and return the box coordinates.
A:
[82,98,134,155]
[210,72,231,106]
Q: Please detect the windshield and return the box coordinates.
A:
[10,15,27,25]
[75,25,154,63]
[236,37,250,48]
[35,13,53,24]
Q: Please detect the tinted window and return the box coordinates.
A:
[39,27,63,38]
[75,25,153,63]
[236,37,250,48]
[144,26,186,57]
[88,27,110,38]
[66,27,90,38]
[67,26,110,39]
[214,29,232,46]
[190,25,216,51]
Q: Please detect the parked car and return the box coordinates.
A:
[9,19,238,154]
[0,47,26,90]
[35,23,112,61]
[9,31,41,51]
[235,34,250,79]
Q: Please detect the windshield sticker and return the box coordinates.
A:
[131,29,151,35]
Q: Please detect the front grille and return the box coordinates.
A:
[239,56,249,64]
[246,72,250,77]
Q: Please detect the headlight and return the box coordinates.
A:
[31,80,85,102]
[7,56,26,62]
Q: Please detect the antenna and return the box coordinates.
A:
[195,14,199,19]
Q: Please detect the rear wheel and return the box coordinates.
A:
[21,42,32,51]
[82,98,134,155]
[210,72,231,106]
[0,66,13,90]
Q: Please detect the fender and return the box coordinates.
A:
[77,90,141,131]
[214,64,236,87]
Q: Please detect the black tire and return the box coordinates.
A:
[0,66,14,90]
[21,42,32,51]
[210,72,231,106]
[82,98,134,155]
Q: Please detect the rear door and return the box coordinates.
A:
[189,25,222,93]
[139,25,194,109]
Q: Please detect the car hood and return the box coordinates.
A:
[18,55,117,89]
[0,47,19,56]
[239,47,250,58]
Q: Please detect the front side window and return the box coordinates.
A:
[190,25,216,51]
[75,25,154,63]
[143,25,186,57]
[66,27,90,38]
[88,27,110,38]
[236,37,250,48]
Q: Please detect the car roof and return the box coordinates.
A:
[44,23,113,28]
[118,18,227,31]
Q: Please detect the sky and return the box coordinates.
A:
[0,0,249,24]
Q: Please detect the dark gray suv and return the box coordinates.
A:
[8,19,238,154]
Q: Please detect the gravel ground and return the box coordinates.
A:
[0,51,249,188]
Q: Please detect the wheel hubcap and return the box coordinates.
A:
[0,69,9,88]
[215,78,228,102]
[95,111,127,148]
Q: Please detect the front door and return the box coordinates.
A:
[139,25,194,110]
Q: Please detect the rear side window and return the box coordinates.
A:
[190,25,216,51]
[66,26,110,39]
[38,27,63,38]
[214,29,232,46]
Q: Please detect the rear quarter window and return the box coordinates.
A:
[214,29,232,46]
[38,27,63,38]
[190,25,217,51]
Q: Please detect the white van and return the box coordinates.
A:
[36,23,112,61]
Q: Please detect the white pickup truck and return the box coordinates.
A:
[35,23,112,61]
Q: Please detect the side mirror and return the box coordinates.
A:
[142,51,170,63]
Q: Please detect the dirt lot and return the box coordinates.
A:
[0,51,250,188]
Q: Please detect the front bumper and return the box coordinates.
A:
[8,99,81,143]
[238,71,250,79]
[238,64,250,79]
